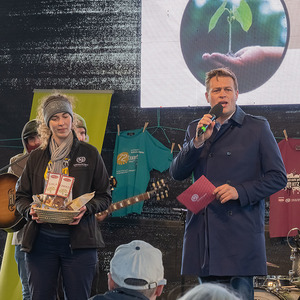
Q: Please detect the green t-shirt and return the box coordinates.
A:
[112,128,173,216]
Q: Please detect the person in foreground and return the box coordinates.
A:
[15,92,112,300]
[178,283,240,300]
[89,240,167,300]
[8,119,41,300]
[169,67,287,300]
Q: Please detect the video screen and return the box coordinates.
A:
[141,0,298,107]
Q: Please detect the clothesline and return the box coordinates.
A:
[1,126,299,150]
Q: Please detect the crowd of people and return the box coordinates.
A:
[1,67,287,300]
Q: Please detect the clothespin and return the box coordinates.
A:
[178,144,182,150]
[283,129,288,141]
[143,122,149,132]
[171,143,175,153]
[117,124,120,136]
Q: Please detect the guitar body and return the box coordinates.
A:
[0,173,26,232]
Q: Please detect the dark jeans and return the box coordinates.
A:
[199,275,254,300]
[26,231,97,300]
[15,245,31,300]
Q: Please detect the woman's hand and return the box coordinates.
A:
[30,205,43,223]
[69,205,87,225]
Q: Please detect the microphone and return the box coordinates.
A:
[197,103,223,137]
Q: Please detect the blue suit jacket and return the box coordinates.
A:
[170,106,287,276]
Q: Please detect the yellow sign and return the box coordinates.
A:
[30,89,113,153]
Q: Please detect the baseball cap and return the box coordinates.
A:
[110,240,167,290]
[22,119,39,140]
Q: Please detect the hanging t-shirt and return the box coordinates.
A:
[111,128,173,217]
[269,138,300,237]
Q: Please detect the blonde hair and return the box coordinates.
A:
[36,92,78,149]
[178,283,241,300]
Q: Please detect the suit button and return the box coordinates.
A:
[227,211,233,216]
[208,153,213,157]
[226,151,231,156]
[226,180,231,184]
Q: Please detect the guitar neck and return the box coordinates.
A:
[98,190,154,216]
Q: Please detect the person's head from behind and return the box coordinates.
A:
[22,119,41,153]
[36,92,79,149]
[74,113,87,142]
[205,68,239,122]
[108,240,167,299]
[178,283,240,300]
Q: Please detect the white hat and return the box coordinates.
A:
[110,240,167,290]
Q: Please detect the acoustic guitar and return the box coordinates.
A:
[0,173,26,232]
[96,179,169,218]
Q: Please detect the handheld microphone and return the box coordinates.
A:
[197,103,223,137]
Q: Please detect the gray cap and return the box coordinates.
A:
[43,95,73,126]
[23,119,39,140]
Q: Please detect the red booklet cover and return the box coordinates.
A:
[176,175,216,214]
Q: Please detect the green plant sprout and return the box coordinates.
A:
[208,0,252,55]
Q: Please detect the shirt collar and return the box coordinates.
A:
[216,105,245,130]
[216,105,246,127]
[231,105,246,125]
[215,110,235,131]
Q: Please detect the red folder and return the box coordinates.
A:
[176,175,216,214]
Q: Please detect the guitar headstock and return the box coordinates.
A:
[151,179,169,201]
[109,176,117,191]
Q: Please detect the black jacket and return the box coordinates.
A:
[89,288,149,300]
[16,133,112,252]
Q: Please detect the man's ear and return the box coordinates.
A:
[235,90,239,101]
[155,285,164,297]
[205,92,210,103]
[107,272,116,291]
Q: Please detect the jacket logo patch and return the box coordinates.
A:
[76,156,86,163]
[73,156,88,167]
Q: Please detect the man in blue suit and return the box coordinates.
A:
[169,68,287,300]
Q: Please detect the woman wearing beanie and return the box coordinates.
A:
[15,93,112,300]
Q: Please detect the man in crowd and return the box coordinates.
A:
[89,240,167,300]
[75,113,88,142]
[8,119,41,300]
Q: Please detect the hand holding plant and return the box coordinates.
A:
[202,46,284,92]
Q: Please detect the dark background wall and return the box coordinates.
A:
[0,1,299,299]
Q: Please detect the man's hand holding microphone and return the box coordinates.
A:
[194,102,223,148]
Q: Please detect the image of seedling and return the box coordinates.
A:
[208,0,252,55]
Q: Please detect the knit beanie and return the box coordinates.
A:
[43,95,73,126]
[75,113,87,133]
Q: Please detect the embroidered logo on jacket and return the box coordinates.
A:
[73,156,88,167]
[76,156,86,163]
